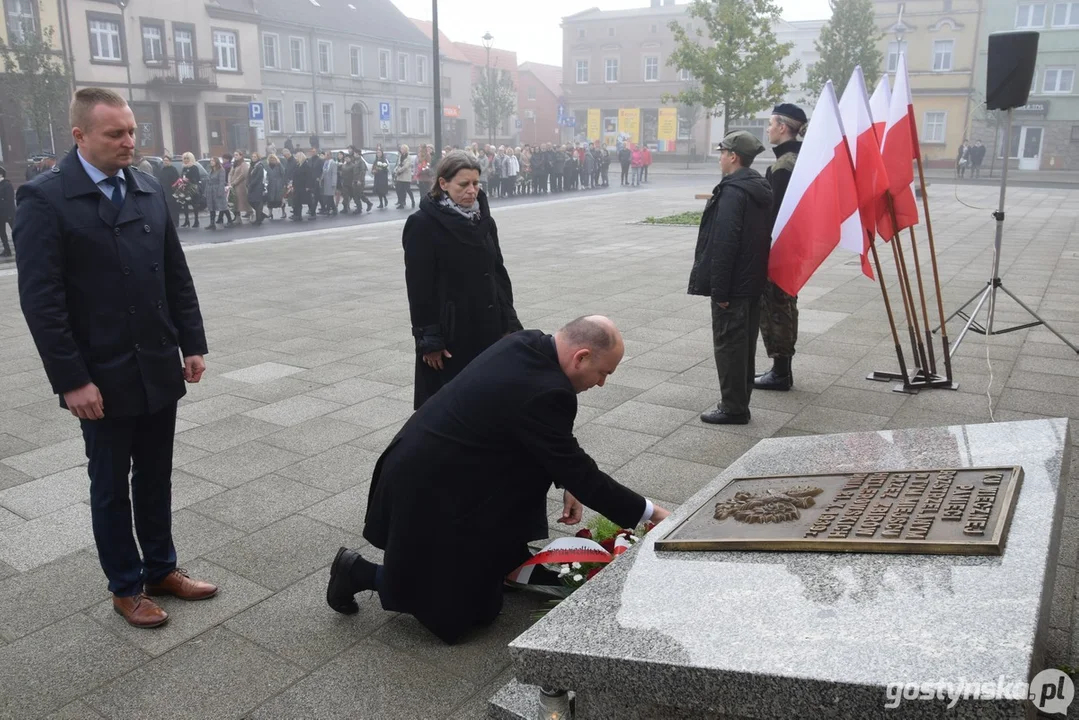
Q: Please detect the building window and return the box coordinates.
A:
[1016,3,1046,27]
[528,85,536,100]
[267,99,282,133]
[318,40,332,74]
[607,27,615,36]
[174,28,193,75]
[576,59,589,83]
[397,53,408,82]
[379,48,390,79]
[418,108,427,134]
[442,75,451,97]
[932,39,954,71]
[262,33,279,68]
[350,46,362,76]
[1053,2,1079,25]
[89,17,122,62]
[605,57,619,83]
[6,0,37,43]
[650,24,658,33]
[416,55,427,84]
[321,102,334,133]
[679,67,691,81]
[887,40,907,73]
[923,111,946,143]
[577,28,585,39]
[1071,125,1079,142]
[644,55,659,82]
[1043,67,1075,93]
[142,24,164,64]
[290,37,305,71]
[677,113,691,140]
[294,101,308,133]
[213,30,238,71]
[400,107,410,134]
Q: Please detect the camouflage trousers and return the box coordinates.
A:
[759,280,799,358]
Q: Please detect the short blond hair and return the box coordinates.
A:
[70,87,127,131]
[182,152,196,165]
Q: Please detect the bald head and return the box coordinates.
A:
[554,316,624,393]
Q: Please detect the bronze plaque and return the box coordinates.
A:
[655,467,1023,555]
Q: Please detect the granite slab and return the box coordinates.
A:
[507,419,1072,719]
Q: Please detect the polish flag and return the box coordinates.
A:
[869,75,891,152]
[838,66,890,279]
[769,81,861,297]
[877,54,920,240]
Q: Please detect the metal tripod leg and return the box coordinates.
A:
[938,285,989,331]
[998,283,1079,353]
[949,284,993,358]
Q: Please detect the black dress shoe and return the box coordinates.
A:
[326,547,361,614]
[700,408,750,425]
[754,368,792,391]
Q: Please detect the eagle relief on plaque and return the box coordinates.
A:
[655,467,1022,556]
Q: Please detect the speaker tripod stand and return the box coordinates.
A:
[939,108,1079,356]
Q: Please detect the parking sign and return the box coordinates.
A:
[379,102,391,122]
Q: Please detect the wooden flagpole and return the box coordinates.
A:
[868,231,912,386]
[904,225,939,377]
[914,154,954,385]
[885,193,931,374]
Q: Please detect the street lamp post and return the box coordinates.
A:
[482,32,494,147]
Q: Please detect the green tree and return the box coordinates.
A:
[802,0,884,101]
[471,69,517,144]
[0,23,72,155]
[664,0,798,135]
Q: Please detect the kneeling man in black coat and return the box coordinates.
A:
[326,316,670,644]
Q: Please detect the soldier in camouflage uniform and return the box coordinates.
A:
[756,103,807,392]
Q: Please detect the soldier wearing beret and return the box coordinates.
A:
[687,131,773,425]
[756,103,807,392]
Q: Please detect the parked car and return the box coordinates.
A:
[360,149,418,189]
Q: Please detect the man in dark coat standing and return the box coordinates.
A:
[688,131,773,426]
[326,316,670,644]
[246,151,267,226]
[14,88,217,629]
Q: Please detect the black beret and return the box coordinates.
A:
[773,103,808,125]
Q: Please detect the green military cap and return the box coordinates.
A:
[716,131,766,159]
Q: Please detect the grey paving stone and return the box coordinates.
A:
[360,362,416,386]
[290,361,368,385]
[180,441,305,488]
[574,424,662,468]
[605,366,677,390]
[592,400,697,437]
[348,422,405,452]
[175,394,265,425]
[226,567,395,670]
[1,437,86,479]
[205,515,364,592]
[576,383,644,411]
[624,351,702,373]
[0,506,22,532]
[0,614,147,719]
[260,416,371,456]
[276,443,380,493]
[649,426,760,468]
[786,405,892,435]
[0,503,95,571]
[225,376,323,404]
[0,466,88,520]
[0,549,105,642]
[189,474,329,533]
[707,407,796,440]
[1005,371,1079,397]
[633,382,714,413]
[885,405,988,431]
[0,559,14,582]
[0,433,35,461]
[0,463,32,493]
[242,394,344,427]
[306,377,403,405]
[327,395,416,429]
[82,626,302,719]
[613,452,722,505]
[85,558,271,658]
[169,470,226,510]
[299,482,370,533]
[44,700,104,719]
[171,508,247,561]
[813,384,910,417]
[174,415,281,453]
[248,637,475,720]
[220,361,307,384]
[170,441,211,468]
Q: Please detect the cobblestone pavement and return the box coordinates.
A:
[0,180,1077,719]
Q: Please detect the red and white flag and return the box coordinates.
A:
[869,74,891,153]
[769,81,861,297]
[877,54,920,240]
[838,66,890,279]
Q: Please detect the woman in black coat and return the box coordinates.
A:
[403,150,522,409]
[290,152,310,222]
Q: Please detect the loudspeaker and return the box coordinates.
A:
[986,31,1040,110]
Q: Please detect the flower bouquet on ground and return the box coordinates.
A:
[506,515,655,616]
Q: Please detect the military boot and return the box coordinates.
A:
[754,356,793,391]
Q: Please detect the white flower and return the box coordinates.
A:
[573,574,584,582]
[571,562,582,570]
[559,565,571,575]
[630,535,640,543]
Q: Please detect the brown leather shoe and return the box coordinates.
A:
[113,594,169,628]
[145,568,219,601]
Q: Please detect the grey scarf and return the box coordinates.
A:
[439,194,481,221]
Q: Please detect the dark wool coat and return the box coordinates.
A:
[687,167,773,303]
[363,330,647,644]
[14,148,206,417]
[403,190,522,409]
